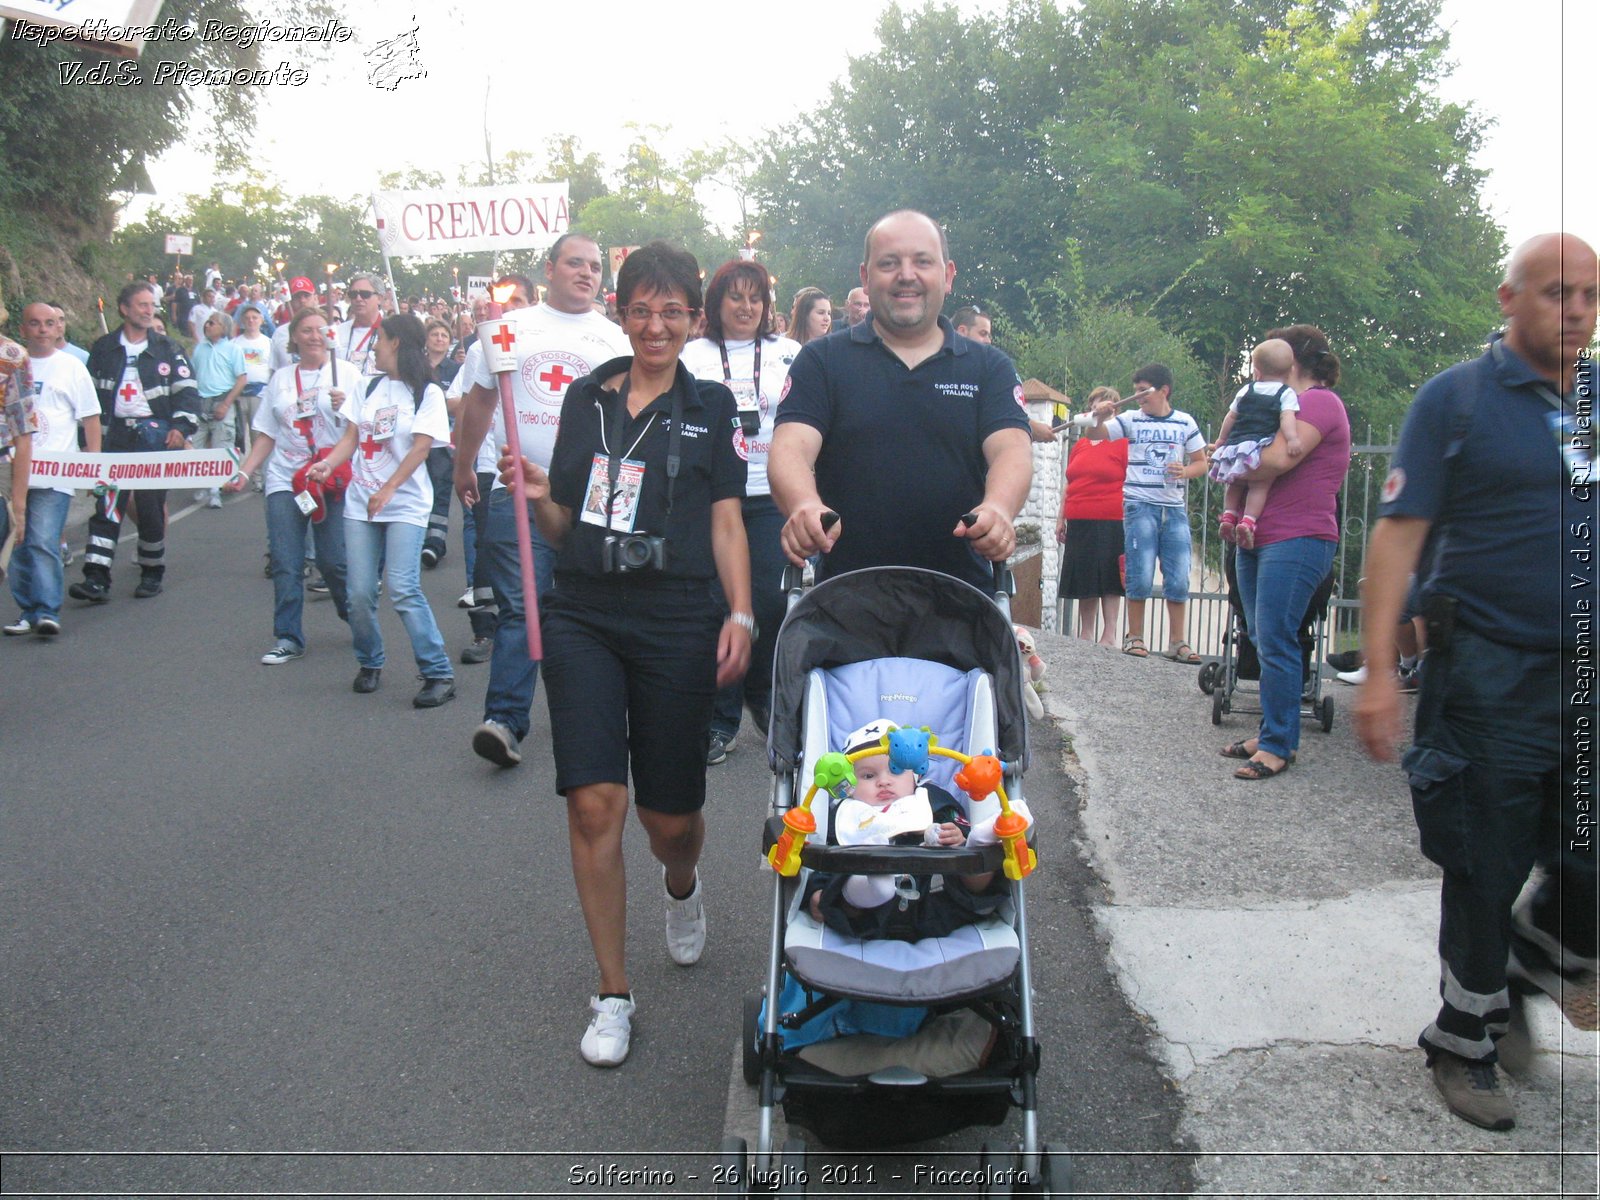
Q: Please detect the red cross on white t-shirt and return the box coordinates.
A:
[539,363,575,393]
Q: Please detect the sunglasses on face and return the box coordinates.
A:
[349,289,378,300]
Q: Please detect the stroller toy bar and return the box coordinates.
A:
[766,731,1036,880]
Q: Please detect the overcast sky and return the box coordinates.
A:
[132,0,1593,264]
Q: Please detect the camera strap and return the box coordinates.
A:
[604,377,683,531]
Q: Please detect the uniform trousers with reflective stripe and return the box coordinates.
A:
[1406,627,1597,1064]
[82,422,172,583]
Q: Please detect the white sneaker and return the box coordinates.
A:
[3,617,32,636]
[1335,665,1368,685]
[664,869,706,965]
[206,490,222,509]
[579,994,635,1067]
[456,587,474,609]
[260,642,304,665]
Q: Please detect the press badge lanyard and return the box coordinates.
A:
[719,338,763,435]
[602,379,683,533]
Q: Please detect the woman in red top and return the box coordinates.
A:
[1055,386,1130,645]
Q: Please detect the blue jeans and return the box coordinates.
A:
[343,517,452,677]
[8,489,72,621]
[1122,500,1191,602]
[1234,536,1336,758]
[266,490,349,649]
[711,495,786,738]
[482,489,557,739]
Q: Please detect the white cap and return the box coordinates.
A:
[843,719,896,755]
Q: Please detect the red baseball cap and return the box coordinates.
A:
[289,276,315,295]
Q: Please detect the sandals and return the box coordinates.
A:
[1218,511,1239,543]
[1220,741,1257,760]
[1164,641,1201,664]
[1122,636,1149,658]
[1235,756,1291,781]
[1235,515,1258,550]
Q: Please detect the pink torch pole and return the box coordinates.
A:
[480,287,543,660]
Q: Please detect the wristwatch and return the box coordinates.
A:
[728,611,758,637]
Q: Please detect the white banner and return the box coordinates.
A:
[32,450,240,490]
[466,275,492,300]
[371,183,570,256]
[164,233,193,256]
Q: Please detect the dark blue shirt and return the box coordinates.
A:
[1380,337,1596,650]
[774,317,1030,590]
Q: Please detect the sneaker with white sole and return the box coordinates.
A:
[664,869,706,965]
[260,642,304,665]
[580,994,635,1067]
[34,616,61,636]
[3,618,32,636]
[456,587,475,609]
[1335,665,1368,686]
[706,731,735,766]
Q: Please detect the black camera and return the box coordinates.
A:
[601,533,667,574]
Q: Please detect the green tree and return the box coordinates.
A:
[750,0,1503,429]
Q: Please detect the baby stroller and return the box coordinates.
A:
[722,565,1066,1197]
[1199,543,1336,732]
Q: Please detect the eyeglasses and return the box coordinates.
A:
[349,289,378,300]
[623,304,697,325]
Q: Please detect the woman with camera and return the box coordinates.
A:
[498,241,752,1067]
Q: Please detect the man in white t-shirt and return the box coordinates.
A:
[333,274,385,377]
[5,304,103,636]
[1085,362,1208,662]
[452,236,631,767]
[187,289,218,343]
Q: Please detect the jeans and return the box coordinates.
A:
[1233,536,1336,759]
[710,495,785,739]
[266,490,349,649]
[8,489,73,620]
[1122,500,1191,602]
[466,471,496,640]
[481,489,557,738]
[343,517,452,677]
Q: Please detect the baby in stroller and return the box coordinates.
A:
[805,718,1023,940]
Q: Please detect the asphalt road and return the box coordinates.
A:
[1,494,1193,1198]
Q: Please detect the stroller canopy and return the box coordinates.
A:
[768,567,1029,771]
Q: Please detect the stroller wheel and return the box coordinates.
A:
[1211,686,1226,726]
[778,1136,807,1196]
[1197,660,1219,694]
[742,991,762,1086]
[1026,1144,1073,1197]
[1319,694,1335,733]
[716,1135,747,1197]
[979,1143,1015,1197]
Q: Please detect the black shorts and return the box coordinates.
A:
[541,576,722,814]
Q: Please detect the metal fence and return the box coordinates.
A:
[1052,428,1399,659]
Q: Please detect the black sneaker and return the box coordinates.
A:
[413,676,457,708]
[69,578,111,604]
[1397,665,1421,694]
[420,546,441,569]
[307,574,330,594]
[353,667,382,693]
[707,731,735,766]
[461,636,493,664]
[1325,649,1360,673]
[133,576,163,599]
[472,720,522,767]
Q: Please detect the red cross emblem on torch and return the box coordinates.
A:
[481,287,542,660]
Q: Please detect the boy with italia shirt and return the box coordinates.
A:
[6,304,102,637]
[1085,363,1208,662]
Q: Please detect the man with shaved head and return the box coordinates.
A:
[1356,233,1599,1131]
[770,209,1032,589]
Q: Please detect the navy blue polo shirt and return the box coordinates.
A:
[1381,337,1596,650]
[548,357,746,582]
[774,316,1030,589]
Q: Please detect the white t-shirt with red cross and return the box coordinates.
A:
[680,334,800,498]
[333,319,384,378]
[343,377,450,526]
[467,304,631,492]
[26,351,101,495]
[252,360,358,497]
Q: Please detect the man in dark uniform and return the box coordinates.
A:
[70,281,199,601]
[769,209,1032,588]
[1356,232,1598,1131]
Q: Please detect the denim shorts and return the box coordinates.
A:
[1122,499,1192,602]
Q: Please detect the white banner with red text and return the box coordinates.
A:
[31,450,241,490]
[371,183,571,256]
